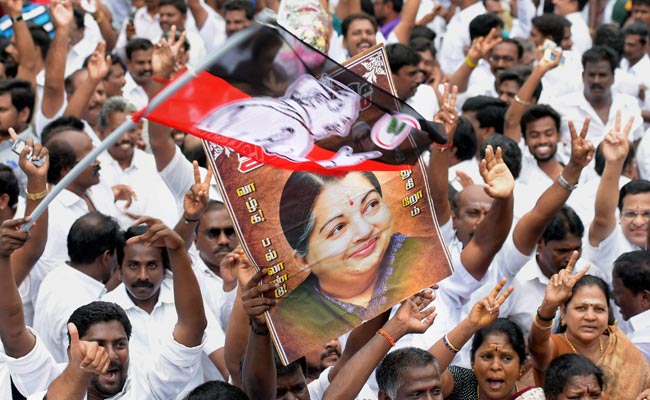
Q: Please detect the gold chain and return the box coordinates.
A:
[563,332,603,356]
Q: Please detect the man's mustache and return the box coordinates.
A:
[132,280,153,288]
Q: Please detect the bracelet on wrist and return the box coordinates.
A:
[152,75,171,84]
[536,306,555,322]
[183,214,200,224]
[377,329,396,347]
[443,334,460,353]
[465,56,478,69]
[433,140,454,152]
[513,94,532,106]
[249,317,269,335]
[26,187,49,201]
[557,173,578,191]
[533,313,553,331]
[10,14,23,24]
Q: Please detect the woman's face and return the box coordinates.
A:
[562,285,609,344]
[556,374,602,400]
[298,173,393,287]
[472,333,521,400]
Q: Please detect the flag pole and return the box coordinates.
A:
[21,11,275,232]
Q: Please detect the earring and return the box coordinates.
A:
[561,318,566,327]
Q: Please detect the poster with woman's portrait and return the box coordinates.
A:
[205,140,452,364]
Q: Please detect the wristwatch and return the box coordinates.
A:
[11,14,24,24]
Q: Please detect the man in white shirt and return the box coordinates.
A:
[33,212,120,363]
[0,219,208,399]
[612,251,650,362]
[438,0,486,75]
[618,23,650,118]
[553,0,591,54]
[157,0,206,68]
[96,96,178,227]
[122,38,153,110]
[223,0,254,37]
[64,8,97,78]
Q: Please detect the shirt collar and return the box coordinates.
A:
[629,308,650,331]
[57,189,87,208]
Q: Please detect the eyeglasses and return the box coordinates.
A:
[621,210,650,220]
[205,227,237,238]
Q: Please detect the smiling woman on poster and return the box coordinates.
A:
[273,170,438,360]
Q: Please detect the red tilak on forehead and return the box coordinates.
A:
[347,195,354,206]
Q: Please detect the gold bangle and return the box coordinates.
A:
[26,188,49,201]
[514,94,532,106]
[443,334,461,353]
[533,314,553,331]
[465,56,478,69]
[94,11,105,24]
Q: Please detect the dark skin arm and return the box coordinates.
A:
[3,0,37,85]
[64,42,110,117]
[448,29,501,94]
[41,0,71,118]
[173,161,212,249]
[128,217,207,346]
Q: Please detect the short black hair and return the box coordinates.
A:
[632,0,650,6]
[496,37,524,59]
[541,205,584,243]
[594,140,635,176]
[184,381,249,400]
[0,79,35,123]
[582,46,619,73]
[41,115,85,145]
[462,95,506,113]
[496,69,525,89]
[544,354,605,400]
[42,117,86,184]
[520,104,561,138]
[27,22,51,59]
[409,37,436,58]
[386,43,421,73]
[410,25,436,42]
[476,104,507,133]
[117,225,172,270]
[594,25,624,64]
[68,212,121,264]
[383,0,403,12]
[624,22,650,45]
[73,7,85,30]
[222,0,254,20]
[619,179,650,211]
[0,164,19,208]
[471,319,526,364]
[341,13,378,37]
[481,134,522,179]
[613,250,650,295]
[532,14,567,46]
[453,117,477,161]
[469,13,504,41]
[65,69,85,96]
[67,301,132,343]
[159,0,188,14]
[125,38,154,61]
[376,347,440,398]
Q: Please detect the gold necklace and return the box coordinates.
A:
[477,383,518,399]
[563,332,603,356]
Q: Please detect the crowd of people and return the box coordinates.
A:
[0,0,649,398]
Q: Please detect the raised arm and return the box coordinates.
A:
[0,217,35,358]
[174,161,211,249]
[335,0,361,21]
[391,0,421,44]
[434,279,513,397]
[448,28,501,94]
[4,0,37,85]
[42,323,110,400]
[503,50,561,143]
[428,85,458,225]
[129,218,207,346]
[528,251,589,370]
[64,42,110,118]
[187,0,209,30]
[92,1,118,51]
[460,146,515,280]
[9,130,49,285]
[512,118,594,256]
[41,0,72,118]
[589,112,633,247]
[323,293,437,400]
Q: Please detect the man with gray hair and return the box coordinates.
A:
[376,347,443,400]
[96,96,178,227]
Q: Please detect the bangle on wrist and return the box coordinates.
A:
[93,11,105,24]
[443,334,460,353]
[433,140,454,152]
[183,214,200,224]
[377,329,396,347]
[249,317,269,336]
[536,306,555,322]
[11,14,23,24]
[557,173,578,191]
[465,56,478,69]
[513,94,531,106]
[26,187,49,201]
[533,313,554,331]
[152,75,170,84]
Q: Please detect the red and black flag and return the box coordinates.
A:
[137,12,447,172]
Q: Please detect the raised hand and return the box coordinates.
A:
[433,83,459,139]
[455,170,475,188]
[183,161,212,221]
[602,110,633,164]
[10,128,49,178]
[50,0,73,29]
[220,247,242,291]
[567,117,594,169]
[544,251,590,308]
[241,269,277,332]
[2,0,24,18]
[468,278,513,329]
[0,217,30,257]
[112,184,137,208]
[87,42,111,81]
[152,25,187,78]
[536,48,562,73]
[389,291,437,337]
[127,217,184,250]
[479,145,515,199]
[67,323,110,374]
[466,27,502,64]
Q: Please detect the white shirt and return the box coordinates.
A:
[628,309,650,363]
[196,7,226,54]
[548,91,644,158]
[122,72,149,110]
[565,12,592,55]
[583,225,641,284]
[5,327,204,400]
[192,253,236,330]
[566,175,630,231]
[438,1,486,75]
[636,126,650,180]
[537,50,584,104]
[615,55,650,110]
[65,36,97,78]
[516,155,555,202]
[115,7,162,53]
[102,276,225,387]
[33,265,106,363]
[97,149,179,228]
[407,84,440,121]
[308,366,375,400]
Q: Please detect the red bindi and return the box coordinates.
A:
[347,196,354,206]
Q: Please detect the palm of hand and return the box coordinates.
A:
[602,141,628,163]
[469,303,497,328]
[484,164,514,198]
[52,4,72,25]
[545,283,572,306]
